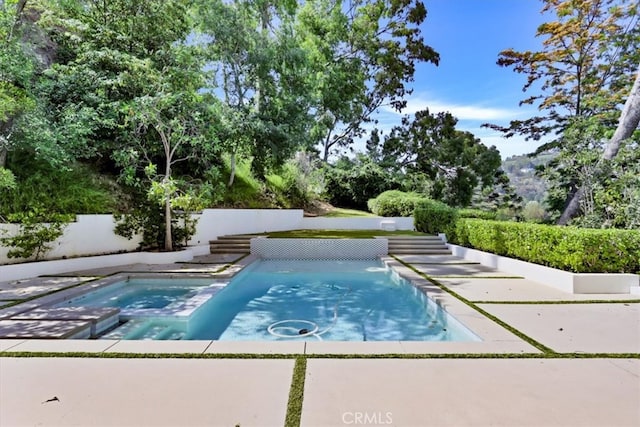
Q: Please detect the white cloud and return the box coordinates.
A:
[383,97,522,121]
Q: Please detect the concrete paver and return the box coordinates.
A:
[0,339,25,351]
[393,254,478,264]
[413,263,521,277]
[63,264,147,276]
[127,263,229,273]
[479,303,640,353]
[7,339,118,353]
[0,320,92,339]
[437,277,640,302]
[189,253,246,263]
[0,276,97,300]
[205,340,305,354]
[0,357,294,427]
[105,339,213,354]
[302,359,640,427]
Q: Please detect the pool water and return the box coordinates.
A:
[182,259,479,341]
[58,278,214,310]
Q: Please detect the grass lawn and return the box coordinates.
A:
[321,207,378,217]
[265,229,427,238]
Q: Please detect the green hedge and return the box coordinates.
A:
[453,218,640,273]
[414,199,458,237]
[457,208,498,220]
[367,190,426,217]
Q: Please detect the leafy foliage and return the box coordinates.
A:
[486,0,640,225]
[0,207,72,261]
[454,218,640,273]
[367,190,424,217]
[379,109,503,207]
[297,0,439,160]
[323,154,400,210]
[413,199,458,238]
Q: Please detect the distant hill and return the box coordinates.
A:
[501,152,556,203]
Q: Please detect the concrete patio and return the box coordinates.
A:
[1,252,639,426]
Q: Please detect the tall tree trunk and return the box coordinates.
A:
[228,151,236,187]
[163,140,173,252]
[0,146,7,168]
[558,64,640,225]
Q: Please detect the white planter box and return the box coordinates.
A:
[448,244,639,294]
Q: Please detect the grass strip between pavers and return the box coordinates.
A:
[285,357,307,427]
[1,352,638,359]
[392,255,556,354]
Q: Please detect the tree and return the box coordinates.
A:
[197,0,312,182]
[558,63,640,224]
[487,0,640,223]
[487,0,639,142]
[322,154,401,209]
[125,90,217,251]
[0,0,36,169]
[380,110,503,207]
[297,0,439,161]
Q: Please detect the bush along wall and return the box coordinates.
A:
[367,190,426,217]
[413,199,459,239]
[453,218,640,273]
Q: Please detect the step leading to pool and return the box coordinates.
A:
[101,319,186,340]
[0,319,92,339]
[10,307,120,338]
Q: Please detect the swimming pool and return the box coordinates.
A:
[93,259,479,341]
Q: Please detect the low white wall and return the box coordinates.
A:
[1,209,414,266]
[0,215,141,265]
[188,209,304,246]
[448,243,639,294]
[0,249,194,282]
[299,217,414,230]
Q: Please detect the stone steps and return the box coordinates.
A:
[209,235,255,254]
[387,235,451,255]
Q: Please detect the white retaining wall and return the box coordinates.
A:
[0,215,141,265]
[188,209,304,247]
[1,209,414,266]
[448,243,640,294]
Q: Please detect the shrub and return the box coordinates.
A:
[522,201,547,223]
[414,199,458,238]
[453,218,640,273]
[457,208,498,220]
[368,190,425,216]
[0,207,72,261]
[323,156,400,210]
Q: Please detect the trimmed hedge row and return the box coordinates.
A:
[414,200,458,237]
[452,218,640,273]
[367,190,426,217]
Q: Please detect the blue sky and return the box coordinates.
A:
[371,0,551,159]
